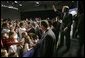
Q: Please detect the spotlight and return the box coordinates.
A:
[7,1,9,3]
[14,1,18,3]
[36,2,39,4]
[19,4,22,6]
[35,1,40,6]
[1,4,3,6]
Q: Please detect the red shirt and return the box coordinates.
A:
[2,38,19,47]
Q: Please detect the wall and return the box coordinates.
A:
[1,7,21,20]
[20,10,61,20]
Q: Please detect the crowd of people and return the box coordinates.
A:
[1,2,84,57]
[1,18,40,57]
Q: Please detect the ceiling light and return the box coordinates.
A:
[36,2,39,4]
[7,1,9,3]
[72,1,74,2]
[14,1,18,3]
[1,4,3,6]
[19,4,22,6]
[35,1,40,6]
[8,6,13,8]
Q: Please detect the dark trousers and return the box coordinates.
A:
[72,21,78,38]
[77,34,84,57]
[56,30,71,56]
[60,29,71,50]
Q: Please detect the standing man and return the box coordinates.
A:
[59,6,72,51]
[75,1,84,57]
[34,20,56,57]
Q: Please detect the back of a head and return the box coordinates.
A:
[2,22,8,28]
[9,31,16,38]
[19,22,24,27]
[2,32,9,39]
[9,31,15,36]
[41,20,49,28]
[29,33,37,40]
[31,22,35,27]
[52,21,57,28]
[22,32,28,37]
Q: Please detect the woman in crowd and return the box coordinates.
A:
[1,49,8,57]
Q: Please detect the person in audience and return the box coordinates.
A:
[1,32,9,51]
[18,32,35,57]
[7,31,22,56]
[35,21,42,39]
[1,49,8,57]
[17,22,26,40]
[10,26,19,40]
[21,32,35,49]
[1,22,10,34]
[1,31,20,53]
[7,31,21,53]
[27,22,36,34]
[29,33,39,45]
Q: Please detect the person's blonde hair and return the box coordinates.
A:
[62,6,69,13]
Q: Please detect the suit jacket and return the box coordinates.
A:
[34,29,56,57]
[52,21,61,44]
[77,13,84,39]
[60,13,72,31]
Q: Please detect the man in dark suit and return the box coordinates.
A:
[52,19,61,45]
[59,6,72,51]
[34,20,56,57]
[72,14,78,38]
[75,1,84,57]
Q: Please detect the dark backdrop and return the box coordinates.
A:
[20,10,61,20]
